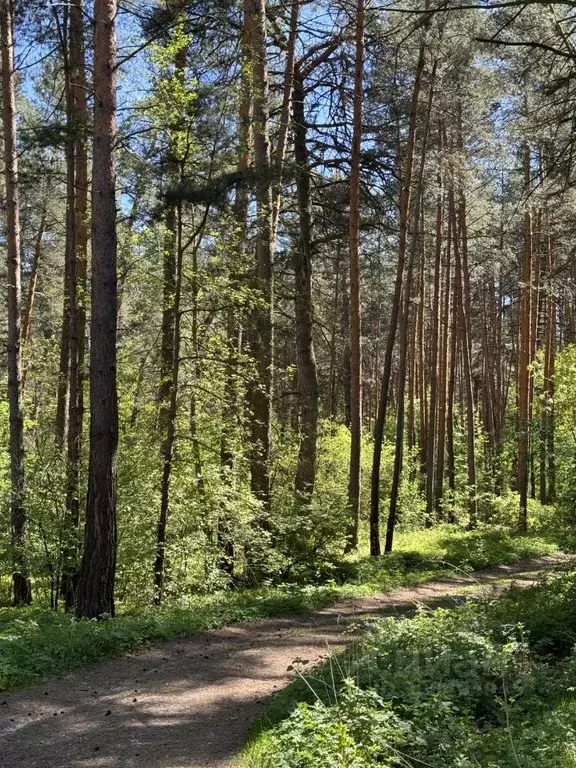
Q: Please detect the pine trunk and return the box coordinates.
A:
[1,0,31,606]
[75,0,118,619]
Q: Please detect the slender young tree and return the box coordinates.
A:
[293,60,319,504]
[370,39,426,557]
[247,0,274,512]
[75,0,119,619]
[385,61,436,553]
[1,0,31,605]
[425,146,443,522]
[154,13,189,604]
[517,142,532,533]
[347,0,365,551]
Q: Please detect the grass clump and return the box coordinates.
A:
[0,524,561,695]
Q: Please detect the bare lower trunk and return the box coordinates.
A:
[154,203,184,604]
[454,187,477,527]
[75,0,118,619]
[425,153,443,523]
[385,63,435,552]
[435,206,451,517]
[219,0,253,578]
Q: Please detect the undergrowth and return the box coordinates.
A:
[237,566,576,768]
[0,525,560,694]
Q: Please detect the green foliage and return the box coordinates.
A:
[257,682,409,768]
[239,570,576,768]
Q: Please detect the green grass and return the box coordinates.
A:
[0,525,561,695]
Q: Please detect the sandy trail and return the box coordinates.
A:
[0,554,566,768]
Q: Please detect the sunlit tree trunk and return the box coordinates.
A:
[385,62,435,553]
[426,152,443,523]
[154,24,188,604]
[22,203,47,390]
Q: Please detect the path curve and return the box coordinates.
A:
[0,554,567,768]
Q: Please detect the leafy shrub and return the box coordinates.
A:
[260,682,409,768]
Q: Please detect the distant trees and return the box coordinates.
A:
[3,0,576,610]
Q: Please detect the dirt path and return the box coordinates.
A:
[0,554,567,768]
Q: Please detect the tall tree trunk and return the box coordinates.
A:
[346,0,365,551]
[154,28,188,603]
[541,220,556,504]
[435,202,451,517]
[1,0,31,606]
[517,143,532,533]
[292,67,319,504]
[154,202,184,604]
[385,63,435,553]
[425,153,443,523]
[454,186,477,527]
[219,0,253,577]
[62,0,89,612]
[370,41,425,557]
[417,223,427,484]
[247,0,274,513]
[271,0,299,245]
[54,4,74,453]
[75,0,118,619]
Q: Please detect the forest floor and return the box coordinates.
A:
[0,553,568,768]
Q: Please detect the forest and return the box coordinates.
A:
[3,0,576,766]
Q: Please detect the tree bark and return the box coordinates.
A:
[154,202,184,604]
[455,187,477,527]
[75,0,118,619]
[435,198,451,517]
[154,19,188,604]
[1,0,31,606]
